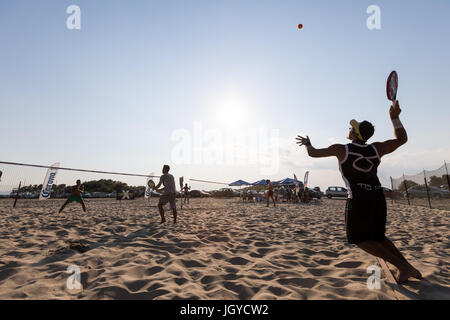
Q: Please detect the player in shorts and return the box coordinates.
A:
[154,165,177,225]
[183,183,190,204]
[296,100,421,284]
[59,180,86,213]
[266,180,276,207]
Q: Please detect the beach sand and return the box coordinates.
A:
[0,198,448,300]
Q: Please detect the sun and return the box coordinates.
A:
[216,99,247,128]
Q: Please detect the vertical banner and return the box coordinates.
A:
[304,171,309,188]
[144,172,154,199]
[39,162,60,200]
[293,173,300,196]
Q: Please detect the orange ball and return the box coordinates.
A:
[298,24,303,30]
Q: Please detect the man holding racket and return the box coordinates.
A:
[58,179,87,213]
[154,165,177,224]
[296,100,422,284]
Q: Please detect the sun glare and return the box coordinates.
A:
[217,99,247,128]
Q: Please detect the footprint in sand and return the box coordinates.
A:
[145,266,164,276]
[254,241,270,247]
[200,275,222,284]
[267,286,290,296]
[206,235,230,242]
[227,257,250,266]
[174,277,188,286]
[319,250,340,258]
[223,281,254,299]
[211,253,225,260]
[180,260,206,268]
[124,279,149,292]
[334,261,363,268]
[277,277,319,289]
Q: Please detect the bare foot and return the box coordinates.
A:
[397,267,422,284]
[411,267,422,280]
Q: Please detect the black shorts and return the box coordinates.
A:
[345,192,387,244]
[159,193,177,209]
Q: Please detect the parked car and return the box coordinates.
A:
[383,187,393,199]
[91,192,109,198]
[305,188,321,199]
[189,190,211,198]
[325,186,348,198]
[313,187,324,196]
[405,185,450,199]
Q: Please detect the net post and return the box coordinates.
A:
[423,170,432,209]
[445,160,450,190]
[403,174,410,205]
[13,181,21,208]
[390,176,394,204]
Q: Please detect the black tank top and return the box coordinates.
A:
[339,143,382,199]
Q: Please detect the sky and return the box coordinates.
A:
[1,0,449,192]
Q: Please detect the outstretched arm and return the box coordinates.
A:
[373,100,407,158]
[296,136,345,161]
[154,178,164,192]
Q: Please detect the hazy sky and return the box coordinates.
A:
[1,0,449,191]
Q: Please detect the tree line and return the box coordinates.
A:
[395,175,449,192]
[18,179,145,194]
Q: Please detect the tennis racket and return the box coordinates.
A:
[147,179,156,189]
[386,71,398,101]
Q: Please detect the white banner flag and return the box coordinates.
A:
[304,171,309,188]
[39,162,60,200]
[144,172,155,199]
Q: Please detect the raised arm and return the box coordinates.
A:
[296,136,345,161]
[373,100,407,158]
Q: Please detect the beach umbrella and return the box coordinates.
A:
[252,179,267,186]
[278,178,302,185]
[229,179,251,187]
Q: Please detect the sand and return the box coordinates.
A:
[0,197,448,300]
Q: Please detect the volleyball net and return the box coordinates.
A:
[390,161,450,210]
[0,160,160,200]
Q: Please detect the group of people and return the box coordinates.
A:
[240,182,310,206]
[58,165,180,225]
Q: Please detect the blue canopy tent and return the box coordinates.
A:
[228,180,251,187]
[278,178,302,185]
[252,179,267,186]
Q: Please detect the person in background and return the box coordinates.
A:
[183,183,191,204]
[266,180,276,207]
[154,165,177,225]
[59,180,86,213]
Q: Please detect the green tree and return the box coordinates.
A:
[396,180,418,192]
[429,176,443,187]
